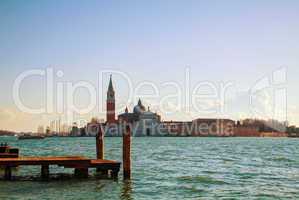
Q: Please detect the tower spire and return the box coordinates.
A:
[108,74,114,91]
[106,74,115,123]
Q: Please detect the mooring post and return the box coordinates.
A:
[41,165,49,180]
[123,125,131,180]
[4,166,12,180]
[96,124,104,160]
[96,124,108,175]
[74,168,89,178]
[111,168,119,179]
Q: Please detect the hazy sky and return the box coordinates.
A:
[0,0,299,131]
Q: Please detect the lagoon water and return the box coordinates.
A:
[0,136,299,199]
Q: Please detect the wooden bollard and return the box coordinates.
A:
[96,124,107,175]
[123,125,131,180]
[4,166,12,180]
[41,165,49,180]
[96,124,104,160]
[74,168,88,178]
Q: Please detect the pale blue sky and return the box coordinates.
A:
[0,0,299,131]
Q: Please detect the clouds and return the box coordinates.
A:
[287,106,299,125]
[0,107,45,132]
[0,108,15,121]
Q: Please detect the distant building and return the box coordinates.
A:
[117,99,161,136]
[192,118,234,136]
[70,123,80,136]
[91,75,238,137]
[86,122,101,137]
[234,123,260,137]
[158,121,186,136]
[159,119,234,136]
[37,125,44,134]
[100,75,161,136]
[61,123,71,135]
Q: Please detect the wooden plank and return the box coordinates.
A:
[0,157,120,170]
[89,159,121,178]
[0,156,91,166]
[62,159,120,168]
[0,153,19,158]
[0,156,121,179]
[41,165,49,180]
[90,159,120,164]
[89,160,121,169]
[4,166,12,180]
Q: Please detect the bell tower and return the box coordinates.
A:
[106,75,115,123]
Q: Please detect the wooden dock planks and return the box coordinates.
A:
[0,156,90,166]
[0,156,121,180]
[0,153,19,158]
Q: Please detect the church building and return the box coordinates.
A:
[86,75,236,137]
[104,75,161,136]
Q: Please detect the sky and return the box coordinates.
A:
[0,0,299,132]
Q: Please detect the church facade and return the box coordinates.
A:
[117,99,161,136]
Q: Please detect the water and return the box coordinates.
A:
[0,136,299,199]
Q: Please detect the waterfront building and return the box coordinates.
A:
[37,125,44,134]
[159,119,234,136]
[101,75,161,136]
[118,99,161,136]
[90,75,242,137]
[158,121,192,136]
[191,118,234,136]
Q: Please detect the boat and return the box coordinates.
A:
[18,133,45,140]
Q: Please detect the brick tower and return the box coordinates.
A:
[106,75,115,123]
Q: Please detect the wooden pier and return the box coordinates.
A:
[0,122,132,181]
[0,156,120,180]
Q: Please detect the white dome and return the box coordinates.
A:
[133,105,145,114]
[133,99,146,114]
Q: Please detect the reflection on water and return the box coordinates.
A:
[121,180,133,200]
[0,136,299,199]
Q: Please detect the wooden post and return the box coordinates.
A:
[41,165,49,180]
[96,124,104,160]
[111,169,119,179]
[123,125,131,180]
[96,124,108,175]
[4,166,12,180]
[74,168,88,178]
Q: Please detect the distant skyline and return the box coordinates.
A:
[0,0,299,131]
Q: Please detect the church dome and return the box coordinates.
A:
[133,99,146,114]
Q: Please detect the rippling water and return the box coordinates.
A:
[0,136,299,199]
